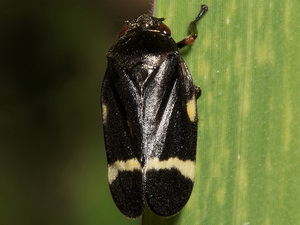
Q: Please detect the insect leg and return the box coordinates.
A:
[195,85,202,99]
[177,5,208,49]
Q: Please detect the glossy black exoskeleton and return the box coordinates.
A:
[101,5,208,218]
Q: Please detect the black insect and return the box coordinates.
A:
[101,5,208,218]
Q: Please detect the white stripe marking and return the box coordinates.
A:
[146,157,196,181]
[108,158,142,184]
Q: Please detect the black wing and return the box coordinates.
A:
[101,58,144,218]
[143,54,198,216]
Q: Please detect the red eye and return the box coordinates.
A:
[159,23,171,36]
[118,25,129,38]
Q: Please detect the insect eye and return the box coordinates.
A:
[118,25,129,38]
[159,23,171,36]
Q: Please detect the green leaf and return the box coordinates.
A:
[142,0,300,224]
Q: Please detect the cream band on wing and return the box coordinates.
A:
[108,158,142,184]
[146,157,196,181]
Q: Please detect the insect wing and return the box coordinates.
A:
[143,55,198,217]
[101,60,144,218]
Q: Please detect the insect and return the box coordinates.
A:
[101,5,208,218]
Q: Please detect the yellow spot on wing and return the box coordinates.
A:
[102,104,108,124]
[108,158,142,184]
[186,94,196,122]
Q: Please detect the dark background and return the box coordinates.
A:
[0,0,151,224]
